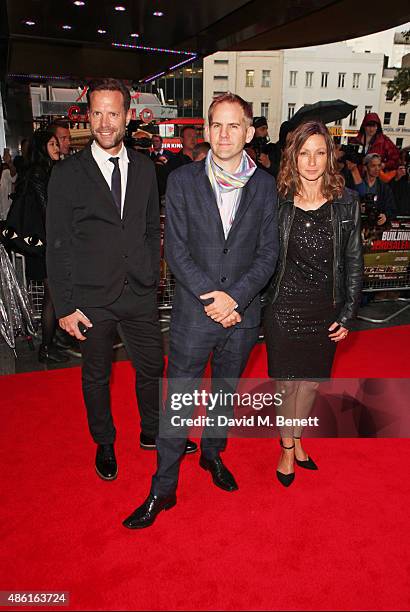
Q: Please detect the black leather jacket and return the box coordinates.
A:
[266,188,364,329]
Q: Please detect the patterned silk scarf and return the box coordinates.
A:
[205,149,257,237]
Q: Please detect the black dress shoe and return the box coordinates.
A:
[185,439,198,454]
[293,436,318,470]
[199,456,238,491]
[139,433,156,450]
[95,444,118,481]
[276,440,295,487]
[122,493,176,529]
[295,456,318,470]
[140,433,198,455]
[38,344,69,364]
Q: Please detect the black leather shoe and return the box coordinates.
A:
[185,439,198,454]
[140,433,198,455]
[95,444,118,481]
[38,344,69,364]
[199,456,238,491]
[139,433,156,450]
[122,493,176,529]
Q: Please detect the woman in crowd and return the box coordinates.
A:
[21,129,68,364]
[263,121,363,487]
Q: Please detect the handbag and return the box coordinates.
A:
[2,174,46,256]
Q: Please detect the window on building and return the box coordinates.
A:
[290,71,297,87]
[213,76,228,92]
[349,109,357,126]
[398,113,406,126]
[365,106,372,114]
[245,70,254,87]
[261,70,271,87]
[214,59,229,64]
[367,73,375,89]
[261,102,269,119]
[288,103,296,120]
[396,137,404,148]
[352,73,360,89]
[305,71,313,87]
[384,112,392,125]
[321,72,329,88]
[338,73,346,88]
[386,89,394,101]
[334,118,342,126]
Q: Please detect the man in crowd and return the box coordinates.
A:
[47,78,197,484]
[123,92,278,530]
[348,153,397,224]
[192,141,210,162]
[390,152,410,216]
[150,134,172,163]
[166,125,197,174]
[249,117,292,179]
[50,120,71,158]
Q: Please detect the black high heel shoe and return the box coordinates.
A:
[276,440,295,487]
[293,436,318,470]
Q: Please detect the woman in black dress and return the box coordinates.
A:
[264,121,363,487]
[22,130,68,364]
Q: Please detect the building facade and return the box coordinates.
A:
[345,24,410,68]
[140,59,203,118]
[379,65,410,149]
[203,51,283,140]
[282,43,385,143]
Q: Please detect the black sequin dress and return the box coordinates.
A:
[264,204,339,379]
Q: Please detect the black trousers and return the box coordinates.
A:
[151,322,259,496]
[80,285,164,445]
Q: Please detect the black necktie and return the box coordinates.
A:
[109,157,121,215]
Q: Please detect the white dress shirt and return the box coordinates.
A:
[91,141,129,217]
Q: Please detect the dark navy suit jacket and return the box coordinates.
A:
[165,158,279,329]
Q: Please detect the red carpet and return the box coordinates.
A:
[1,327,410,611]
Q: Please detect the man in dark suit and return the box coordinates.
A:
[150,135,172,163]
[123,92,279,529]
[46,78,196,482]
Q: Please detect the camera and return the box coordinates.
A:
[361,193,379,228]
[250,136,269,160]
[339,144,364,166]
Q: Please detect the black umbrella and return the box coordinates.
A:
[289,99,357,128]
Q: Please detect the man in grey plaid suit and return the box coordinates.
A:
[123,93,279,529]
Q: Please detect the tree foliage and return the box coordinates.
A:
[387,30,410,105]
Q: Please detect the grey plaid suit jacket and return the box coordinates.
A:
[165,159,279,329]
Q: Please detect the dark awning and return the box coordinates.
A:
[1,0,409,81]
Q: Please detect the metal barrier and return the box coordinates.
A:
[13,215,410,330]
